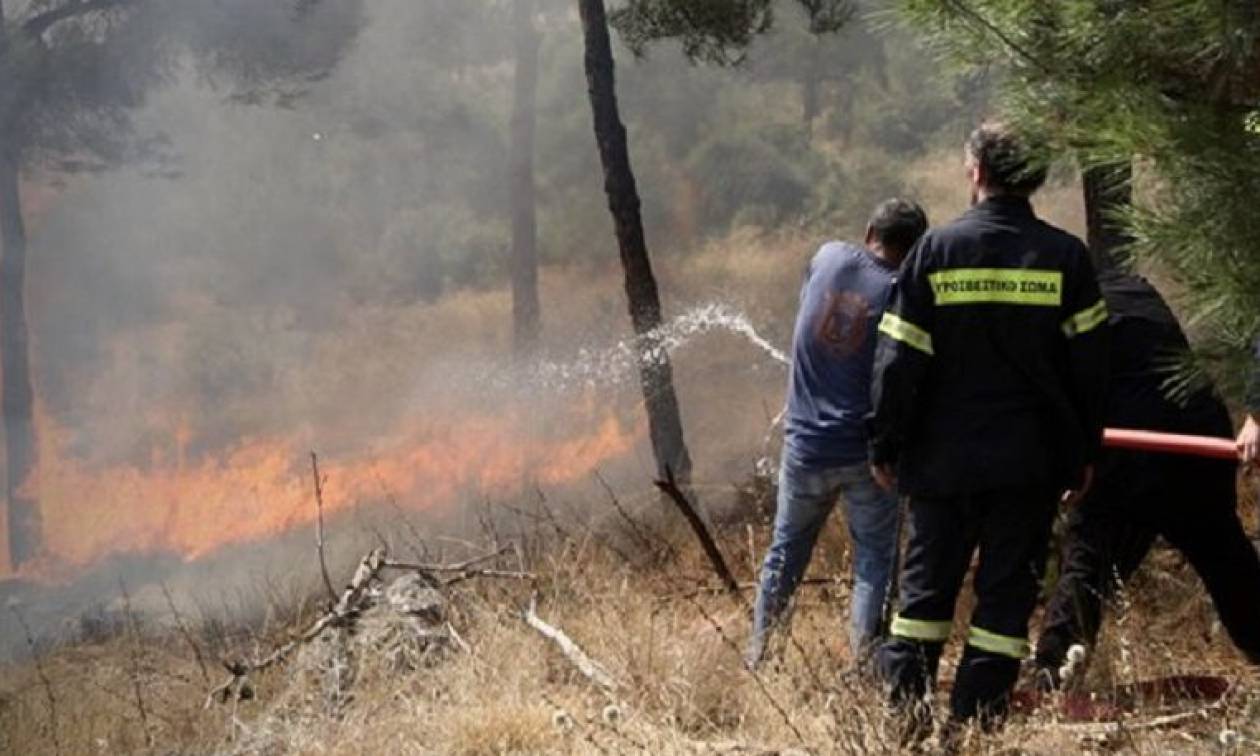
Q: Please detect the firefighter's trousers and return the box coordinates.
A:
[1037,452,1260,672]
[878,486,1058,725]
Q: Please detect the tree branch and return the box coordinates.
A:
[940,0,1051,75]
[522,593,620,692]
[653,466,739,595]
[22,0,130,39]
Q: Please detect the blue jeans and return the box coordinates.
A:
[750,456,901,662]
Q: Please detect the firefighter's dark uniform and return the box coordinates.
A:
[869,195,1108,724]
[1036,271,1260,675]
[1249,336,1260,415]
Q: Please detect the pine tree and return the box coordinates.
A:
[891,0,1260,400]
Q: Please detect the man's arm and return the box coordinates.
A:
[1238,336,1260,464]
[868,240,935,486]
[1060,246,1110,486]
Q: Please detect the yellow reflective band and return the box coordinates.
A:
[878,313,934,355]
[891,614,952,642]
[1062,298,1108,337]
[967,626,1030,659]
[928,268,1063,306]
[1246,110,1260,135]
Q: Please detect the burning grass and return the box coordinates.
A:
[2,481,1259,755]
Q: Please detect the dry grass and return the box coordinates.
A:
[3,486,1258,756]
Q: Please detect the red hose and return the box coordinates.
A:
[1103,428,1238,460]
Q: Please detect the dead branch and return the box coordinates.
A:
[118,577,153,748]
[522,594,619,692]
[654,577,839,603]
[205,548,388,708]
[381,544,512,574]
[654,466,739,596]
[1039,704,1223,735]
[311,451,337,603]
[380,544,536,587]
[160,581,210,684]
[437,568,536,587]
[9,604,60,756]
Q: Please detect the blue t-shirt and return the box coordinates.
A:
[783,241,898,468]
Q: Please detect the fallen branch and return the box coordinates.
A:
[1037,704,1222,736]
[654,466,739,595]
[437,568,535,588]
[382,544,534,587]
[522,594,619,692]
[205,548,388,708]
[654,577,839,602]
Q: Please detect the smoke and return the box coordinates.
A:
[2,0,977,653]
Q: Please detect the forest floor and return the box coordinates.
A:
[2,475,1259,755]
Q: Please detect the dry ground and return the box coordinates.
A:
[3,479,1259,755]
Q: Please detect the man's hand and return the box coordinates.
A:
[1238,415,1260,466]
[1061,464,1094,508]
[871,463,897,492]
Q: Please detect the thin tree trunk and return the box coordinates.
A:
[0,4,40,570]
[576,0,692,484]
[510,0,541,356]
[1082,161,1133,271]
[0,140,40,570]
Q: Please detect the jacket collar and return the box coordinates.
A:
[966,194,1036,220]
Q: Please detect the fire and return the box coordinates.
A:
[6,402,642,580]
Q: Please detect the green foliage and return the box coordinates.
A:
[611,0,776,65]
[611,0,855,65]
[685,126,819,229]
[893,0,1260,400]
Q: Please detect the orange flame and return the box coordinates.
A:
[5,402,642,580]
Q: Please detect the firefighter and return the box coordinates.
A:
[1035,271,1260,682]
[868,122,1109,733]
[1238,336,1260,465]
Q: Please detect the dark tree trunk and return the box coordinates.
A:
[0,141,40,570]
[576,0,692,484]
[510,0,541,356]
[1082,161,1133,271]
[0,4,41,570]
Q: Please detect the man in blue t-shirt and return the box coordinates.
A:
[748,199,928,668]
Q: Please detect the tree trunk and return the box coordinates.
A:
[510,0,541,356]
[0,140,40,570]
[1082,161,1133,271]
[576,0,692,484]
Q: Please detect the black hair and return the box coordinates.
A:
[965,122,1049,196]
[868,198,928,256]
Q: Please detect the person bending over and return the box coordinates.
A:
[1237,336,1260,464]
[1035,270,1260,685]
[746,198,928,668]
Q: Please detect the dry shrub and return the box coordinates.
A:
[439,704,559,756]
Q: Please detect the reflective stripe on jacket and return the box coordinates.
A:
[869,195,1109,497]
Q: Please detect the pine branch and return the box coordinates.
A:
[22,0,131,38]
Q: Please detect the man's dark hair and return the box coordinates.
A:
[965,122,1049,196]
[868,198,928,255]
